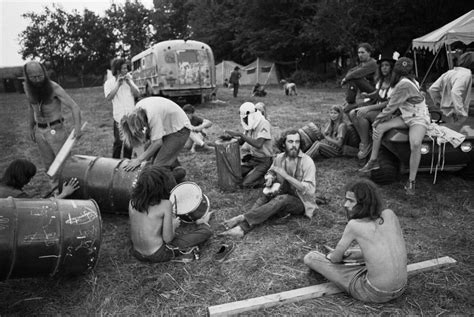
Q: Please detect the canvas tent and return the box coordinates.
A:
[216,60,244,86]
[240,58,280,86]
[412,10,474,82]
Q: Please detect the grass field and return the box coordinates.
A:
[1,85,473,315]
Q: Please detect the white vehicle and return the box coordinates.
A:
[131,39,216,104]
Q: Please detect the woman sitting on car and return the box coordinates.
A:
[359,57,430,196]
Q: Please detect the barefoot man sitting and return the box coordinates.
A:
[304,179,407,303]
[220,130,317,237]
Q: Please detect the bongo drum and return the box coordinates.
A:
[169,182,210,223]
[299,122,322,152]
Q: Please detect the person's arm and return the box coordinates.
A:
[428,76,443,107]
[28,105,36,142]
[451,75,471,117]
[124,139,163,171]
[344,59,377,81]
[324,123,347,148]
[373,84,407,126]
[225,130,266,149]
[104,77,122,102]
[192,118,212,132]
[161,202,177,243]
[55,178,80,199]
[54,85,82,138]
[124,74,140,99]
[327,221,356,263]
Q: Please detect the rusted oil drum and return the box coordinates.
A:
[0,197,101,281]
[215,138,242,191]
[59,155,146,214]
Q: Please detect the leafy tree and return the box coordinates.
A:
[151,0,194,41]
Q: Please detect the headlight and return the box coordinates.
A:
[420,144,430,155]
[460,142,472,152]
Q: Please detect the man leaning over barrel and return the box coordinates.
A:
[220,130,317,237]
[225,102,273,188]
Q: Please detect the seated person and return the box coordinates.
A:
[0,159,79,198]
[306,105,347,160]
[182,104,214,153]
[252,83,267,97]
[341,43,377,112]
[225,102,273,188]
[428,51,473,126]
[304,178,407,303]
[359,58,430,196]
[129,165,212,263]
[220,130,317,238]
[349,55,395,159]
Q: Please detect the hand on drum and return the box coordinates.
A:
[224,130,242,139]
[172,216,181,230]
[123,158,142,171]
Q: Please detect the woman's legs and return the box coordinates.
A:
[407,124,427,182]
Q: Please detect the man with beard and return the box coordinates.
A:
[24,61,82,178]
[304,179,407,303]
[220,130,317,238]
[225,102,273,188]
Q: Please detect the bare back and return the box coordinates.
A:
[351,209,407,290]
[129,201,171,255]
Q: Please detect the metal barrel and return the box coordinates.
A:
[59,155,146,214]
[215,138,242,191]
[0,197,101,281]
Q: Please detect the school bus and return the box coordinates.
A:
[131,39,216,104]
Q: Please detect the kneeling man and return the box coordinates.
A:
[221,130,317,237]
[304,179,407,303]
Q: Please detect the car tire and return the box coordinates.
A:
[344,123,361,148]
[460,162,474,179]
[370,148,400,185]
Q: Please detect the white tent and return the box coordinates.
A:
[240,58,280,86]
[412,10,474,81]
[216,60,244,86]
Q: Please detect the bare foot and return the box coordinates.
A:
[223,215,245,229]
[219,226,245,238]
[196,211,214,226]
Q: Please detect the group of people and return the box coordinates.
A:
[2,45,472,305]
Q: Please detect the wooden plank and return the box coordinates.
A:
[208,256,457,317]
[47,122,87,177]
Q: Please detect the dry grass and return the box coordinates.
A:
[1,85,473,315]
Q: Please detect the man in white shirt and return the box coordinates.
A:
[104,58,140,159]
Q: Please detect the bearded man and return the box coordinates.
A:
[220,130,318,238]
[225,102,273,188]
[24,61,82,176]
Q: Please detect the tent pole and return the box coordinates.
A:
[420,48,442,87]
[446,44,453,69]
[414,50,419,78]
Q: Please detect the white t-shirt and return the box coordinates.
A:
[104,77,138,122]
[137,97,191,141]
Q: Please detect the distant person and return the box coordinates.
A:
[223,78,230,88]
[359,57,429,195]
[225,102,273,188]
[341,43,377,112]
[120,97,191,183]
[429,51,474,125]
[104,58,140,159]
[349,54,395,160]
[229,66,241,98]
[304,179,407,303]
[24,61,82,186]
[220,130,317,238]
[305,105,347,160]
[129,165,212,263]
[182,104,214,153]
[0,159,79,199]
[252,83,267,97]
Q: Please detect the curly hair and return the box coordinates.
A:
[120,108,149,147]
[276,129,300,153]
[345,178,384,222]
[1,159,37,190]
[130,166,176,213]
[111,58,130,76]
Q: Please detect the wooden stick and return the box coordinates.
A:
[207,256,457,317]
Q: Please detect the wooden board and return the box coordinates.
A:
[47,122,87,177]
[208,256,457,317]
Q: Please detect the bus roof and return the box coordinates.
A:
[131,40,213,62]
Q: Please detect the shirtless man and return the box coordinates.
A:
[304,179,407,303]
[24,61,82,173]
[129,165,212,263]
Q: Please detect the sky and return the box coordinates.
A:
[0,0,154,67]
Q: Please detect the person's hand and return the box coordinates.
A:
[60,178,80,197]
[118,76,125,85]
[357,106,370,116]
[123,158,142,171]
[172,217,181,230]
[372,125,383,140]
[360,92,368,98]
[272,166,288,179]
[224,130,241,138]
[30,127,36,143]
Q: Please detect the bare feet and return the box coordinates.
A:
[219,226,245,238]
[223,215,245,229]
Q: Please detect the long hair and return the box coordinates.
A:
[111,58,130,77]
[345,178,383,222]
[130,166,176,213]
[23,62,54,104]
[325,105,344,138]
[374,61,394,87]
[276,129,300,153]
[1,159,37,190]
[120,108,149,147]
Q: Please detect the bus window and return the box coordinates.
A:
[177,50,198,63]
[144,53,154,68]
[133,60,141,71]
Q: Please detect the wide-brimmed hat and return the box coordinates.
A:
[377,51,398,64]
[393,57,413,76]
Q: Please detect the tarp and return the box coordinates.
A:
[216,60,244,85]
[412,10,474,52]
[240,58,280,86]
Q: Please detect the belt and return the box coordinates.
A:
[36,118,64,129]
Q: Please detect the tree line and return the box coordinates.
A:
[19,0,473,83]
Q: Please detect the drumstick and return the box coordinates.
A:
[173,194,178,216]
